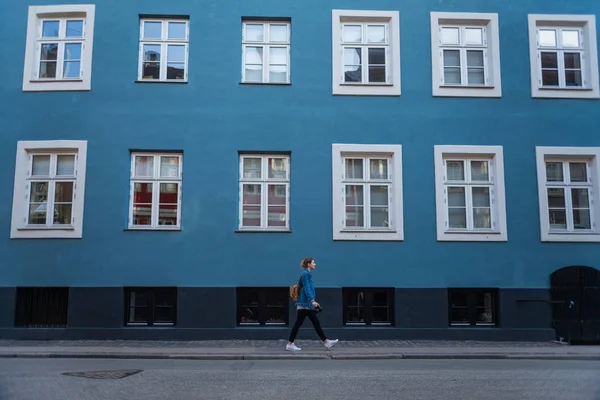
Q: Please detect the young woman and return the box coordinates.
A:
[286,257,338,351]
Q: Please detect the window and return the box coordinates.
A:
[434,146,507,241]
[536,147,600,242]
[332,10,400,96]
[129,153,182,229]
[237,287,288,326]
[238,154,290,231]
[343,288,394,326]
[138,18,189,82]
[242,20,290,84]
[430,12,501,97]
[332,144,403,241]
[528,15,599,99]
[125,287,177,326]
[449,289,498,327]
[22,5,95,91]
[15,287,69,328]
[11,141,88,239]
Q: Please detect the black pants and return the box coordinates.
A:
[288,309,327,342]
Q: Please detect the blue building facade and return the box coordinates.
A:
[1,0,600,341]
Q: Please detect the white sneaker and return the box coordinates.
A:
[324,339,339,349]
[286,343,302,351]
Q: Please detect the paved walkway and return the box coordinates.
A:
[0,340,599,360]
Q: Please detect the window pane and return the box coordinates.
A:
[368,48,385,65]
[40,44,58,61]
[243,158,261,179]
[242,185,261,226]
[446,161,464,181]
[345,159,363,180]
[472,187,490,207]
[346,185,364,206]
[143,45,161,79]
[448,187,466,229]
[268,185,287,227]
[159,183,178,226]
[30,182,48,203]
[549,209,567,229]
[465,28,483,45]
[368,66,386,83]
[573,209,591,230]
[451,291,468,307]
[167,45,185,63]
[53,204,72,224]
[160,156,179,178]
[39,61,57,79]
[55,182,73,203]
[344,47,362,64]
[245,65,262,82]
[565,70,582,87]
[370,185,388,206]
[562,30,580,47]
[269,65,287,83]
[547,188,566,208]
[569,163,587,182]
[269,24,287,42]
[342,25,361,43]
[471,161,489,181]
[345,186,364,228]
[450,292,469,324]
[476,292,495,324]
[538,29,556,47]
[368,49,386,83]
[346,292,365,323]
[467,68,484,85]
[143,62,160,79]
[32,155,51,176]
[269,47,287,65]
[245,24,264,41]
[466,50,484,67]
[154,307,174,323]
[344,65,362,83]
[66,20,83,37]
[370,186,389,228]
[441,27,459,45]
[56,155,75,177]
[369,159,388,179]
[168,22,186,40]
[473,208,491,229]
[564,53,581,69]
[42,21,60,38]
[245,46,263,64]
[448,187,466,207]
[63,61,81,79]
[448,210,467,229]
[443,50,460,67]
[268,184,286,205]
[367,25,386,43]
[541,52,558,68]
[133,183,152,226]
[572,188,590,209]
[143,21,162,39]
[542,70,559,86]
[133,182,152,203]
[243,184,261,205]
[135,156,154,177]
[129,306,149,324]
[242,206,261,227]
[444,67,461,84]
[268,158,286,179]
[546,162,564,182]
[266,290,286,324]
[28,182,48,225]
[159,205,178,226]
[344,48,362,83]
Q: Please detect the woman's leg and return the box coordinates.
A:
[306,310,327,342]
[288,310,308,343]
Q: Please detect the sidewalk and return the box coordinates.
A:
[0,340,599,361]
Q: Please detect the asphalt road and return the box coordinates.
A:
[0,359,598,400]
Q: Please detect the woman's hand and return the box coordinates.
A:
[312,301,320,308]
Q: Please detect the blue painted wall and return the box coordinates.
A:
[1,0,599,289]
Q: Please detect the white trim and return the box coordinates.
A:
[332,144,403,241]
[528,14,599,99]
[434,145,507,241]
[535,147,600,242]
[22,5,95,92]
[430,12,501,98]
[332,10,401,96]
[11,140,87,239]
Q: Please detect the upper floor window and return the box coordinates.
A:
[536,147,600,242]
[138,17,189,82]
[434,146,507,242]
[11,141,88,239]
[129,153,183,229]
[332,144,403,241]
[241,20,290,84]
[332,10,400,96]
[430,12,501,98]
[238,154,290,231]
[528,15,599,99]
[22,5,95,91]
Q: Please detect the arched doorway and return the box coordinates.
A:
[551,266,600,343]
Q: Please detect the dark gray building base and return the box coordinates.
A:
[0,287,556,341]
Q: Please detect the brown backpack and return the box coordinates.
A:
[289,276,302,302]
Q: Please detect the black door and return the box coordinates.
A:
[551,266,600,343]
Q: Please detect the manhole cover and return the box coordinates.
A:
[62,369,143,380]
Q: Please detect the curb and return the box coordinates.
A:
[0,352,599,361]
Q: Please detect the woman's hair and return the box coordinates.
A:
[300,257,314,269]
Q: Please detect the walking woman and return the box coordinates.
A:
[286,257,338,351]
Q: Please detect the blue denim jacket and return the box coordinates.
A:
[296,269,316,309]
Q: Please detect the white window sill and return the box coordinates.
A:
[334,230,403,241]
[532,86,600,99]
[30,79,83,83]
[23,79,90,92]
[236,229,291,233]
[542,231,600,242]
[240,81,291,86]
[538,86,594,91]
[126,227,181,231]
[18,225,75,231]
[342,229,396,233]
[433,84,501,98]
[333,83,400,96]
[135,79,188,84]
[438,230,507,242]
[439,84,495,89]
[340,83,393,87]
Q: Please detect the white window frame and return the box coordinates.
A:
[434,146,507,242]
[138,18,190,82]
[332,10,400,96]
[430,12,501,98]
[528,15,599,99]
[332,144,403,241]
[238,155,290,231]
[128,153,183,230]
[241,20,291,84]
[536,147,600,242]
[11,141,87,239]
[22,5,95,92]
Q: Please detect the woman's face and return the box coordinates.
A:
[309,260,316,270]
